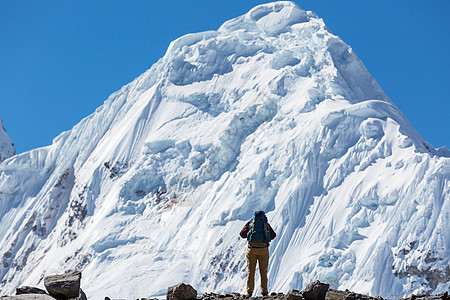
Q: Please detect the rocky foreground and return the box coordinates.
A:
[173,282,448,300]
[0,272,447,300]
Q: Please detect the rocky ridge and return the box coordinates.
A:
[1,271,86,300]
[180,282,448,300]
[1,273,447,300]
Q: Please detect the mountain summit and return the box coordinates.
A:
[0,2,448,299]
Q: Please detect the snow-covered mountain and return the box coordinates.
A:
[0,118,15,162]
[0,2,448,299]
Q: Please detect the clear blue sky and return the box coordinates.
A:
[1,1,449,154]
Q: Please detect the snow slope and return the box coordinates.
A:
[0,118,15,162]
[0,2,448,299]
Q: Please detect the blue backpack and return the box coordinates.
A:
[247,211,271,246]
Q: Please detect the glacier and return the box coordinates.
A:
[0,2,448,299]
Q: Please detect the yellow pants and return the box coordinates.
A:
[246,247,269,295]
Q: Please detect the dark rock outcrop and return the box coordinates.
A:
[399,291,448,300]
[286,289,303,300]
[301,281,329,300]
[16,287,48,295]
[76,290,87,300]
[194,287,384,300]
[191,286,447,300]
[2,277,447,300]
[344,292,373,300]
[167,283,197,300]
[43,271,82,300]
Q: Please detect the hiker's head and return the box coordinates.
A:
[254,210,266,218]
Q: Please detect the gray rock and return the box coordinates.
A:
[166,283,197,300]
[301,281,329,300]
[287,289,303,300]
[1,295,57,300]
[345,293,357,300]
[44,271,82,299]
[344,291,373,300]
[16,287,48,295]
[345,292,376,300]
[69,289,87,300]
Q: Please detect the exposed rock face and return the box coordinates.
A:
[43,271,82,300]
[0,117,15,162]
[301,281,329,300]
[167,283,197,300]
[393,264,450,294]
[16,287,47,295]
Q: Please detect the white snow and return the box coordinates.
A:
[0,2,448,299]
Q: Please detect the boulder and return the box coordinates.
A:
[344,292,374,300]
[16,287,48,295]
[287,289,303,300]
[166,283,197,300]
[301,280,329,300]
[44,271,82,299]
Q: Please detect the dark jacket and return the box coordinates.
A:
[240,220,276,246]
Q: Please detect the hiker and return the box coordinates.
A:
[240,210,276,297]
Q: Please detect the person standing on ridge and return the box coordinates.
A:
[240,210,276,297]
